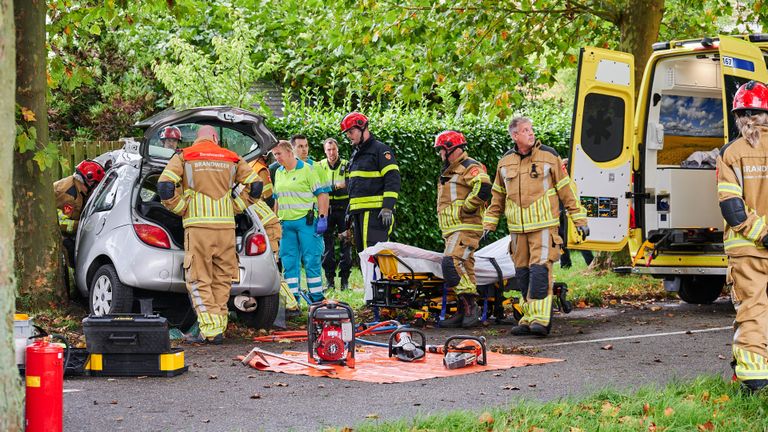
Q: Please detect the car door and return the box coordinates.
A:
[717,35,768,142]
[567,47,635,252]
[75,171,120,274]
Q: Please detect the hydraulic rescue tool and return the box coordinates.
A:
[387,326,426,362]
[426,335,488,369]
[307,300,356,368]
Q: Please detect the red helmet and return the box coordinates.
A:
[160,126,182,141]
[75,160,106,189]
[434,130,467,152]
[732,80,768,114]
[340,112,368,133]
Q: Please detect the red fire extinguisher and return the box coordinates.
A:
[25,336,64,432]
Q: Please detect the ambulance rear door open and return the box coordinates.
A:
[567,47,635,252]
[717,35,768,142]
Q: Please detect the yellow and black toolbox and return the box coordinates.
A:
[82,314,187,377]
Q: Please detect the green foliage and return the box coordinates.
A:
[153,16,280,111]
[268,96,572,251]
[350,375,768,432]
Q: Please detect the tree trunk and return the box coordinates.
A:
[2,1,23,430]
[617,0,665,94]
[14,0,65,309]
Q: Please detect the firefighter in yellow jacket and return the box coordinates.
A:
[54,160,106,267]
[158,125,263,344]
[483,117,588,337]
[716,80,768,393]
[434,131,492,328]
[249,154,282,262]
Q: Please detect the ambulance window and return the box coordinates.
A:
[580,93,625,162]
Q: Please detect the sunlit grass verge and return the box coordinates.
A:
[338,376,768,432]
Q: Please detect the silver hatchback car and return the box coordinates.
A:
[74,107,281,329]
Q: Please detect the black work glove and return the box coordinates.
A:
[762,235,768,249]
[576,225,590,240]
[249,181,264,198]
[379,208,393,228]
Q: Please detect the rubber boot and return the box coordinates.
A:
[461,294,482,328]
[529,322,549,337]
[510,324,531,335]
[440,299,464,328]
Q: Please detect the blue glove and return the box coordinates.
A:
[316,215,328,234]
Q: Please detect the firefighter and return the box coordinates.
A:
[341,112,401,253]
[716,80,768,393]
[249,154,281,262]
[319,138,352,290]
[54,160,106,267]
[160,126,182,150]
[483,117,588,337]
[272,140,330,304]
[158,125,263,344]
[434,131,492,328]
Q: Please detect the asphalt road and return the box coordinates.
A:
[63,298,736,431]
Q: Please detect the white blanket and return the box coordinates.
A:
[359,236,515,301]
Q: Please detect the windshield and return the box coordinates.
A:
[148,122,260,159]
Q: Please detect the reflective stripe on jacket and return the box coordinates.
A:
[483,141,586,233]
[346,135,401,213]
[436,153,491,236]
[717,127,768,258]
[274,160,330,221]
[159,139,261,229]
[319,158,349,207]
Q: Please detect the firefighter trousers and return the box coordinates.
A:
[322,207,352,286]
[183,227,238,338]
[352,209,394,253]
[442,231,482,296]
[280,218,325,304]
[729,256,768,382]
[264,221,282,263]
[509,226,562,327]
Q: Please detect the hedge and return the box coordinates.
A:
[267,101,572,252]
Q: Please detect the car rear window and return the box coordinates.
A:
[148,123,259,159]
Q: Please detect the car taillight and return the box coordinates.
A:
[133,224,171,249]
[246,233,267,256]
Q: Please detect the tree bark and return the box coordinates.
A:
[616,0,665,94]
[14,0,65,308]
[2,1,23,430]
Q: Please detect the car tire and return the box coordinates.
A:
[90,264,134,315]
[677,275,724,304]
[235,293,280,329]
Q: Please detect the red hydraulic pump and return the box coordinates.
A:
[25,337,64,432]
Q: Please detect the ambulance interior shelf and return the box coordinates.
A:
[136,172,254,250]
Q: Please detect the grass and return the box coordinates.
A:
[335,376,768,432]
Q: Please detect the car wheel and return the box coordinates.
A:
[677,275,724,305]
[90,264,134,315]
[235,293,280,329]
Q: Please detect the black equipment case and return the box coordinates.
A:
[83,314,170,354]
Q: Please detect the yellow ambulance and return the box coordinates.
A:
[566,35,768,304]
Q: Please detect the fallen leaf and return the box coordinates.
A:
[664,407,674,416]
[643,403,650,414]
[569,427,583,432]
[493,373,502,377]
[250,394,261,399]
[21,107,36,122]
[365,413,379,419]
[649,306,662,312]
[701,391,710,401]
[713,394,729,403]
[717,355,726,360]
[110,400,118,405]
[576,300,588,308]
[697,421,715,431]
[115,417,123,422]
[341,428,353,432]
[478,411,494,424]
[648,423,657,432]
[208,375,218,380]
[502,385,520,390]
[528,384,537,388]
[202,419,210,423]
[274,382,288,387]
[602,344,613,350]
[601,401,619,417]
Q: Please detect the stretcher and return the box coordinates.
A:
[359,236,519,324]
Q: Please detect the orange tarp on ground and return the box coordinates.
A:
[241,347,562,383]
